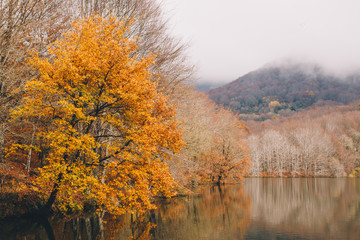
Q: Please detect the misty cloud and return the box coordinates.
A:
[161,0,360,83]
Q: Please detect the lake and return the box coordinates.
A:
[1,178,359,240]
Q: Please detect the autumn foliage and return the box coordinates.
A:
[8,16,183,215]
[199,112,250,185]
[169,86,251,186]
[0,1,251,219]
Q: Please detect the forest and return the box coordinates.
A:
[0,0,359,221]
[0,0,250,218]
[207,61,360,177]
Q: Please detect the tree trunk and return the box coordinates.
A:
[216,174,222,186]
[39,217,56,240]
[40,172,63,215]
[26,148,32,172]
[0,124,5,163]
[0,137,4,163]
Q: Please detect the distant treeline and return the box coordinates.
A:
[247,103,360,177]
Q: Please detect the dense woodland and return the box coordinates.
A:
[0,0,359,221]
[0,0,250,218]
[208,63,360,120]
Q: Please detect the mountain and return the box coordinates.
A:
[207,63,360,120]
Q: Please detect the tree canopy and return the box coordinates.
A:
[9,16,183,215]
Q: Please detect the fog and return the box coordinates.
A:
[161,0,360,83]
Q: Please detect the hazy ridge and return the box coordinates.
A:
[207,62,360,120]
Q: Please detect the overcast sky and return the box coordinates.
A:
[160,0,360,83]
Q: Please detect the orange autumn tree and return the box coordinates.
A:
[200,109,251,185]
[9,16,183,215]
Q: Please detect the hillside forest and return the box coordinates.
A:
[208,63,360,121]
[208,63,360,177]
[0,0,359,220]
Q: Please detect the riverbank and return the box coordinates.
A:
[1,157,359,220]
[0,161,40,219]
[0,159,191,220]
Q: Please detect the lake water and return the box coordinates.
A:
[1,178,359,240]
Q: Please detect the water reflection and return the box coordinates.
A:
[245,178,360,240]
[0,214,105,240]
[0,179,360,240]
[148,185,251,240]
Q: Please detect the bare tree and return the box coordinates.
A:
[246,105,358,177]
[70,0,195,94]
[0,0,70,161]
[170,86,250,186]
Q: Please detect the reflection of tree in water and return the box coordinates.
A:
[0,214,105,240]
[2,180,360,239]
[0,185,251,239]
[98,185,251,240]
[245,178,360,240]
[0,212,153,240]
[102,213,155,240]
[0,216,56,240]
[148,184,251,240]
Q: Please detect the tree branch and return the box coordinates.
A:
[99,139,132,163]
